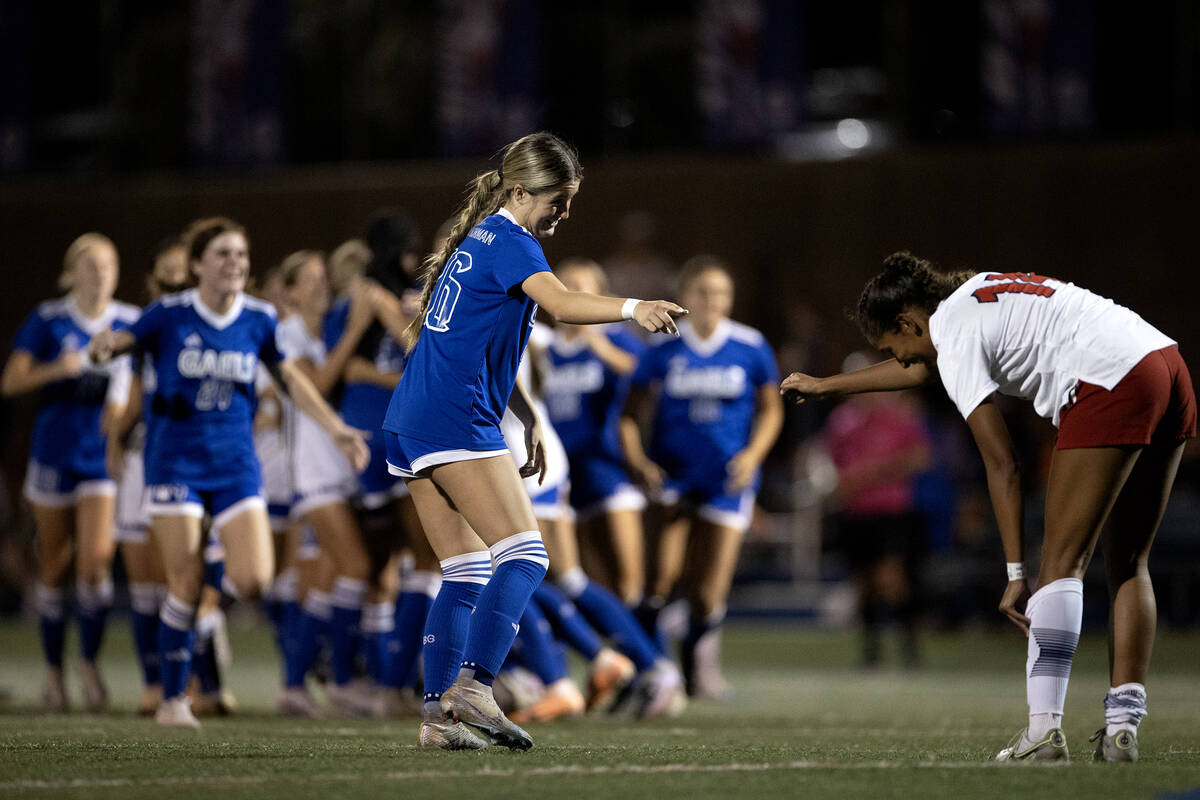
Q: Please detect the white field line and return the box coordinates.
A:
[0,759,1064,790]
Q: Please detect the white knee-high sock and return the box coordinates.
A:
[1105,682,1147,736]
[1026,577,1083,738]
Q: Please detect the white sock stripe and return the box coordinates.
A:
[441,551,493,585]
[558,567,588,598]
[268,569,299,603]
[35,584,65,620]
[331,577,367,609]
[76,579,115,614]
[360,602,397,634]
[488,531,544,561]
[159,594,196,632]
[492,544,550,569]
[129,583,164,615]
[220,575,240,600]
[303,590,333,620]
[1105,683,1149,724]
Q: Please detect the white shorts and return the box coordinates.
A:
[115,450,150,545]
[291,421,356,519]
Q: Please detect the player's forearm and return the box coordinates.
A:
[824,359,930,396]
[984,461,1025,564]
[1,359,70,396]
[506,377,537,428]
[280,360,347,437]
[542,291,627,325]
[742,387,784,463]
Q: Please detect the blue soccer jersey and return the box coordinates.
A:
[133,290,281,491]
[543,323,645,460]
[383,209,550,460]
[632,318,780,495]
[12,297,139,479]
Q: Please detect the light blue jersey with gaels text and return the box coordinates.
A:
[632,318,780,494]
[11,297,139,476]
[132,290,281,489]
[383,209,551,451]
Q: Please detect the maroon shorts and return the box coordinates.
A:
[1057,346,1197,450]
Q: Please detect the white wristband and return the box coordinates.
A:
[620,298,640,321]
[1006,562,1025,581]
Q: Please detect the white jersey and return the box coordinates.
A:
[929,271,1174,426]
[275,316,355,509]
[502,323,568,495]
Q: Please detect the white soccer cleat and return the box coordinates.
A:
[996,727,1068,762]
[1091,728,1138,762]
[687,629,730,701]
[633,659,685,720]
[441,679,534,750]
[275,687,322,718]
[418,714,489,751]
[43,667,67,712]
[77,660,109,712]
[155,696,201,729]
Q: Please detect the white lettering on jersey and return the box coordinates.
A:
[664,363,747,399]
[177,347,258,382]
[467,227,496,246]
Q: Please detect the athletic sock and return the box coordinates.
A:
[290,591,331,689]
[392,570,440,690]
[423,551,490,703]
[267,569,299,661]
[35,583,66,669]
[1105,682,1148,736]
[634,595,669,652]
[1026,577,1083,738]
[360,600,396,687]
[681,608,724,691]
[532,582,603,661]
[129,582,163,686]
[158,594,197,701]
[329,577,366,687]
[511,600,569,685]
[559,567,660,671]
[459,532,549,685]
[192,611,223,696]
[76,578,114,663]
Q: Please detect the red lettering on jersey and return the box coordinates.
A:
[973,272,1058,303]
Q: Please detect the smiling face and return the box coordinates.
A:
[872,310,938,367]
[514,181,579,238]
[192,231,250,296]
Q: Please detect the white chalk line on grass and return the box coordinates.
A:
[0,758,1064,790]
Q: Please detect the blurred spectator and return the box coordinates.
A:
[602,211,675,308]
[823,352,931,668]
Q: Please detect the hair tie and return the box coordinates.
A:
[497,165,504,182]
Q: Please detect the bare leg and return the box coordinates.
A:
[215,507,275,599]
[607,508,646,604]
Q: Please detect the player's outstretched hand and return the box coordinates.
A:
[998,579,1032,637]
[628,455,666,495]
[519,417,547,485]
[633,301,688,337]
[335,425,372,473]
[780,371,825,404]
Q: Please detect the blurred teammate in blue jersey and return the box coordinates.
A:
[2,233,138,712]
[384,131,686,751]
[621,256,783,700]
[89,217,369,728]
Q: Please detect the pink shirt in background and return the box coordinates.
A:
[824,400,929,518]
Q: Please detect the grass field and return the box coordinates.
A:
[1,619,1198,799]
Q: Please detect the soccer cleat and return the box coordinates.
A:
[493,666,545,714]
[418,714,490,751]
[685,629,730,701]
[138,685,163,717]
[441,679,534,750]
[155,696,201,729]
[326,681,378,718]
[632,659,685,720]
[586,648,636,712]
[275,687,322,718]
[43,668,68,712]
[77,660,109,712]
[996,727,1069,762]
[510,678,586,724]
[1091,728,1138,762]
[192,689,237,717]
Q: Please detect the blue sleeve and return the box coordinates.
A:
[493,235,551,292]
[755,339,780,386]
[11,309,53,361]
[631,343,663,387]
[260,314,283,366]
[130,301,166,355]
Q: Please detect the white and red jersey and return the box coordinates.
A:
[929,271,1174,426]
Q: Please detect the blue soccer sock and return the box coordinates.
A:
[76,578,114,664]
[266,568,298,662]
[36,583,66,670]
[560,567,660,671]
[360,600,396,687]
[158,594,197,701]
[329,577,366,687]
[129,582,163,686]
[634,595,670,653]
[191,611,223,695]
[290,590,331,689]
[460,532,549,686]
[532,582,603,661]
[511,600,569,685]
[422,551,490,705]
[391,570,439,690]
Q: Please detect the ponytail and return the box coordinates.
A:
[401,170,505,351]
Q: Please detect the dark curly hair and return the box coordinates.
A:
[852,251,974,342]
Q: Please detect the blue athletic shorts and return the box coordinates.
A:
[384,430,507,479]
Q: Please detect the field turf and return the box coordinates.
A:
[1,620,1198,799]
